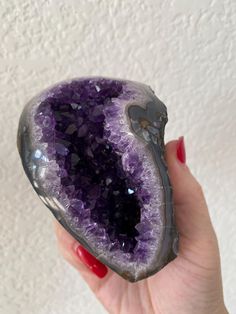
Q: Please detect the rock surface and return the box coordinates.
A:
[17,77,178,282]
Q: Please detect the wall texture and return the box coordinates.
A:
[0,1,235,313]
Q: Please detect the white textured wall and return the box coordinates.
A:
[1,1,235,313]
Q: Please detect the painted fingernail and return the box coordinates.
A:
[76,245,108,278]
[176,136,186,164]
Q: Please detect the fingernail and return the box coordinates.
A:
[76,245,108,278]
[176,136,186,164]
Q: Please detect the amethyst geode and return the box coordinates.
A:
[17,77,178,282]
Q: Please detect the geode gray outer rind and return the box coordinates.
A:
[17,77,178,282]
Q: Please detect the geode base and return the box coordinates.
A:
[17,77,178,282]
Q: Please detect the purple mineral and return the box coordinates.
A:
[17,77,178,282]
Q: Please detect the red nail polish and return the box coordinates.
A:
[177,136,186,164]
[76,245,108,278]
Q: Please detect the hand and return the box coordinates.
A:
[54,137,228,314]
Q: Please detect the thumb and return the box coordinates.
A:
[165,137,216,251]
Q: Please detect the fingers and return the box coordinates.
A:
[165,138,216,246]
[54,222,108,285]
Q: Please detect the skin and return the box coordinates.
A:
[54,140,228,314]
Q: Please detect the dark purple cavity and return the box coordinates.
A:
[35,79,140,253]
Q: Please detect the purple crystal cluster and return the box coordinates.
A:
[18,77,178,281]
[35,79,140,253]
